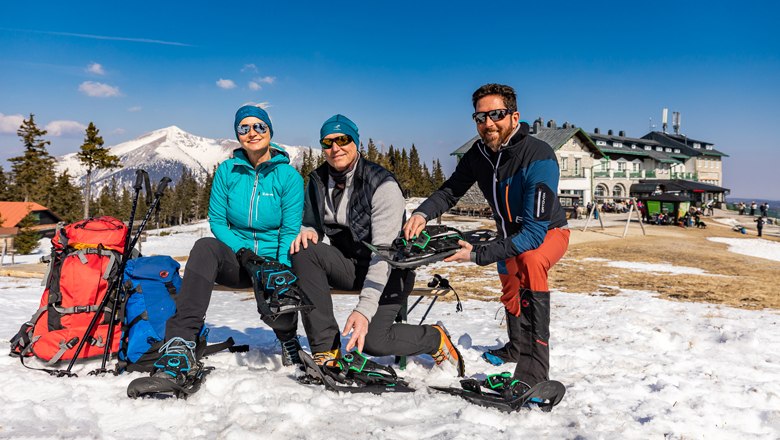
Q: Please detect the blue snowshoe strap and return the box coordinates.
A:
[237,248,315,320]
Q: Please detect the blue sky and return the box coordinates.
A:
[1,1,777,199]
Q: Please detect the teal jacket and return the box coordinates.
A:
[208,145,304,266]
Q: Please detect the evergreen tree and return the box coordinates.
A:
[298,148,316,187]
[197,167,215,219]
[366,138,380,163]
[14,211,41,254]
[421,163,434,196]
[48,171,84,223]
[77,122,121,218]
[408,144,423,195]
[9,114,56,204]
[96,177,120,218]
[359,141,366,158]
[0,166,10,200]
[432,159,446,190]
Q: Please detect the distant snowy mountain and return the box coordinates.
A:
[55,126,317,188]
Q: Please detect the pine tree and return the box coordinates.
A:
[0,166,10,200]
[408,144,423,195]
[96,177,120,218]
[432,159,446,190]
[421,163,434,196]
[48,171,84,223]
[14,211,41,254]
[366,138,379,163]
[9,114,56,204]
[77,122,121,218]
[197,167,215,219]
[359,141,366,158]
[298,148,316,187]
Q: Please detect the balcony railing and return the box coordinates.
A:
[594,171,610,177]
[645,170,656,178]
[613,171,627,178]
[560,171,585,178]
[671,172,698,181]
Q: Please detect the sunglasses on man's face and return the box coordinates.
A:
[236,121,268,136]
[320,134,353,149]
[472,108,513,124]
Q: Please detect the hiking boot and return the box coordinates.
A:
[431,321,465,377]
[152,337,197,386]
[312,348,339,367]
[280,336,303,367]
[482,344,514,366]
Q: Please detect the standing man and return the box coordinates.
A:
[404,83,569,387]
[288,114,464,376]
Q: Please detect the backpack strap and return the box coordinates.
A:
[45,337,80,365]
[9,306,47,356]
[52,304,102,315]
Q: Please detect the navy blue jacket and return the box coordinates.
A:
[415,122,567,265]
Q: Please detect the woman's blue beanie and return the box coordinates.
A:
[234,105,273,139]
[320,114,359,148]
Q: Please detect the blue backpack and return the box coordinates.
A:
[118,256,243,372]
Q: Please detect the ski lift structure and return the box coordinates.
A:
[582,196,646,238]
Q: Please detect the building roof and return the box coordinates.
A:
[0,201,51,228]
[642,132,729,158]
[631,179,730,194]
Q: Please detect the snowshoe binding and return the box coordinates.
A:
[237,248,315,320]
[430,372,565,412]
[363,226,497,269]
[127,337,211,399]
[298,350,415,394]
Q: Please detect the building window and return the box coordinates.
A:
[600,160,610,171]
[596,140,607,146]
[574,158,581,175]
[674,149,680,153]
[665,148,672,152]
[612,184,624,198]
[617,160,627,171]
[561,157,568,171]
[631,144,637,149]
[706,145,713,150]
[613,142,623,148]
[656,146,663,151]
[632,162,640,171]
[693,143,701,148]
[595,184,608,198]
[644,145,652,151]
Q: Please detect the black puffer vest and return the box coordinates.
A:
[303,158,399,262]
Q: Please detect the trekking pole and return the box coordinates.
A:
[90,170,150,375]
[127,177,171,252]
[58,170,148,377]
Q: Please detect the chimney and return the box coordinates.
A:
[533,117,543,133]
[594,128,600,134]
[608,129,613,136]
[562,122,571,129]
[619,130,625,137]
[546,119,556,129]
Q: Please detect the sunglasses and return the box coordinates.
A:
[472,108,514,124]
[236,121,268,136]
[320,134,353,149]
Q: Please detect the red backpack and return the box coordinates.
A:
[10,216,128,365]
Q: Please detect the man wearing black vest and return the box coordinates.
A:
[288,114,463,376]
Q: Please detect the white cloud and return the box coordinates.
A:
[127,106,142,112]
[216,78,237,89]
[86,62,105,75]
[241,64,258,73]
[0,113,25,134]
[45,120,87,137]
[248,81,262,91]
[241,101,271,109]
[112,128,126,135]
[79,81,121,97]
[254,76,275,84]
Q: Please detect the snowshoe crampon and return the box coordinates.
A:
[363,226,497,269]
[237,248,315,320]
[127,363,213,399]
[298,350,414,394]
[430,372,565,412]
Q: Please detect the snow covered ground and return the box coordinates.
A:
[1,225,779,439]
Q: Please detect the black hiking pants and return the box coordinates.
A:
[165,237,298,343]
[502,290,551,387]
[289,241,441,356]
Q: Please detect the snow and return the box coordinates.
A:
[1,226,780,438]
[582,258,720,276]
[708,237,780,262]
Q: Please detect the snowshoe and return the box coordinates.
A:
[298,350,415,394]
[430,372,565,412]
[237,248,315,320]
[127,337,209,399]
[363,226,497,269]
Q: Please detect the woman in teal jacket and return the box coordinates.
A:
[149,105,305,389]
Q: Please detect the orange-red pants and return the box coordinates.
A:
[498,228,570,316]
